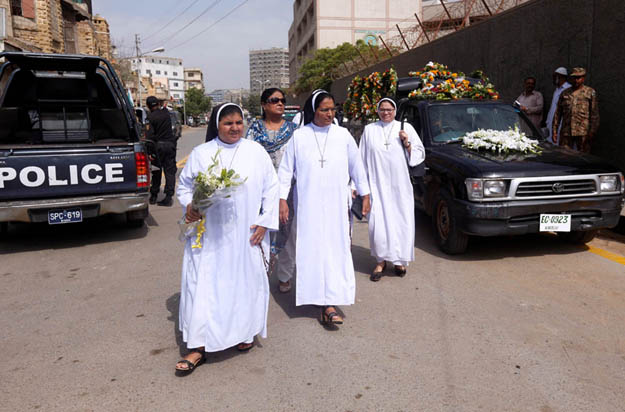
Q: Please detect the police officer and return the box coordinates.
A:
[552,67,599,153]
[146,96,177,206]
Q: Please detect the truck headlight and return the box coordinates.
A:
[599,175,619,193]
[484,180,507,197]
[465,179,508,200]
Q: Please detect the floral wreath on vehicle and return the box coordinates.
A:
[461,126,542,156]
[407,62,500,101]
[343,67,398,123]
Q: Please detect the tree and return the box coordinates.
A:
[294,40,387,95]
[242,94,261,117]
[185,88,211,118]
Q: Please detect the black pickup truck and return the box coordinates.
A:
[0,52,150,234]
[396,95,625,254]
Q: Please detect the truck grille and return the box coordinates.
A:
[515,179,596,197]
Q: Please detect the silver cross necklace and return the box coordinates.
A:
[218,141,241,170]
[312,127,329,168]
[383,122,395,150]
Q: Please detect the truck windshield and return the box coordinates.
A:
[428,103,538,143]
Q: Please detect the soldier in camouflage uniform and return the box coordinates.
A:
[552,67,599,153]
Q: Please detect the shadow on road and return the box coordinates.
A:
[412,209,590,261]
[0,214,149,254]
[166,292,268,365]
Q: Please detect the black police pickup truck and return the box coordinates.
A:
[0,53,150,234]
[396,88,624,254]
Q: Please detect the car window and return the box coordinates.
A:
[428,103,537,143]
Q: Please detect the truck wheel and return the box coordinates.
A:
[557,229,598,244]
[126,209,148,228]
[432,190,469,254]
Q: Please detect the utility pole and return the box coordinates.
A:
[135,34,142,108]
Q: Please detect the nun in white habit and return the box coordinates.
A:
[278,90,370,327]
[360,97,425,282]
[175,103,279,374]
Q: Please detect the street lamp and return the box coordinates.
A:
[135,46,165,108]
[252,79,270,94]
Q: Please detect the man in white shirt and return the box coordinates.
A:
[545,67,571,144]
[516,76,543,129]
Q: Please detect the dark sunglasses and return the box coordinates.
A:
[266,97,286,104]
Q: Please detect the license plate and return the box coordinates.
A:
[539,214,571,232]
[48,208,83,225]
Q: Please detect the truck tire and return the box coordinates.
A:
[557,229,598,244]
[126,208,148,228]
[432,189,469,254]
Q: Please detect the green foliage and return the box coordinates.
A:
[294,40,385,95]
[185,88,212,117]
[242,94,261,117]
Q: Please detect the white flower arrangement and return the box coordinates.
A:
[462,127,542,155]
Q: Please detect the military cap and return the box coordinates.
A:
[570,67,586,77]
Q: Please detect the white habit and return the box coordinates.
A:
[278,123,370,306]
[360,120,425,266]
[176,138,279,351]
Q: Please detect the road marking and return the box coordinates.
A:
[176,155,189,168]
[587,246,625,266]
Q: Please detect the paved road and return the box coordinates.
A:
[1,127,624,412]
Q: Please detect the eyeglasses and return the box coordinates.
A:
[378,109,395,113]
[266,97,286,104]
[318,108,336,113]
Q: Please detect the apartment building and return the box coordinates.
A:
[249,47,289,95]
[0,0,112,58]
[184,68,204,91]
[288,0,421,84]
[128,55,185,103]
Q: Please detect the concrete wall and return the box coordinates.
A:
[330,0,625,172]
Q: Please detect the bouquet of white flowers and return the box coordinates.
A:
[179,149,247,248]
[461,127,542,155]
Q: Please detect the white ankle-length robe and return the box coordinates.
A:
[278,123,370,306]
[176,138,279,351]
[360,120,425,265]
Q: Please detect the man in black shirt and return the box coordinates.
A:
[146,96,177,206]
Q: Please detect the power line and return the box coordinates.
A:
[142,0,200,42]
[149,0,225,48]
[168,0,251,51]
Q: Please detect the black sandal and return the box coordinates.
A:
[394,265,407,277]
[321,306,343,325]
[175,350,205,375]
[370,262,386,282]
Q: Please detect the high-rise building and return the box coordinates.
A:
[288,0,421,84]
[249,47,290,95]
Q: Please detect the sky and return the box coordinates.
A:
[93,0,293,92]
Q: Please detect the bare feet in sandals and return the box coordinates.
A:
[175,349,205,375]
[370,261,386,282]
[321,306,343,325]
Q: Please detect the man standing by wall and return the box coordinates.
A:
[516,76,543,129]
[545,67,571,144]
[146,96,177,206]
[552,68,599,153]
